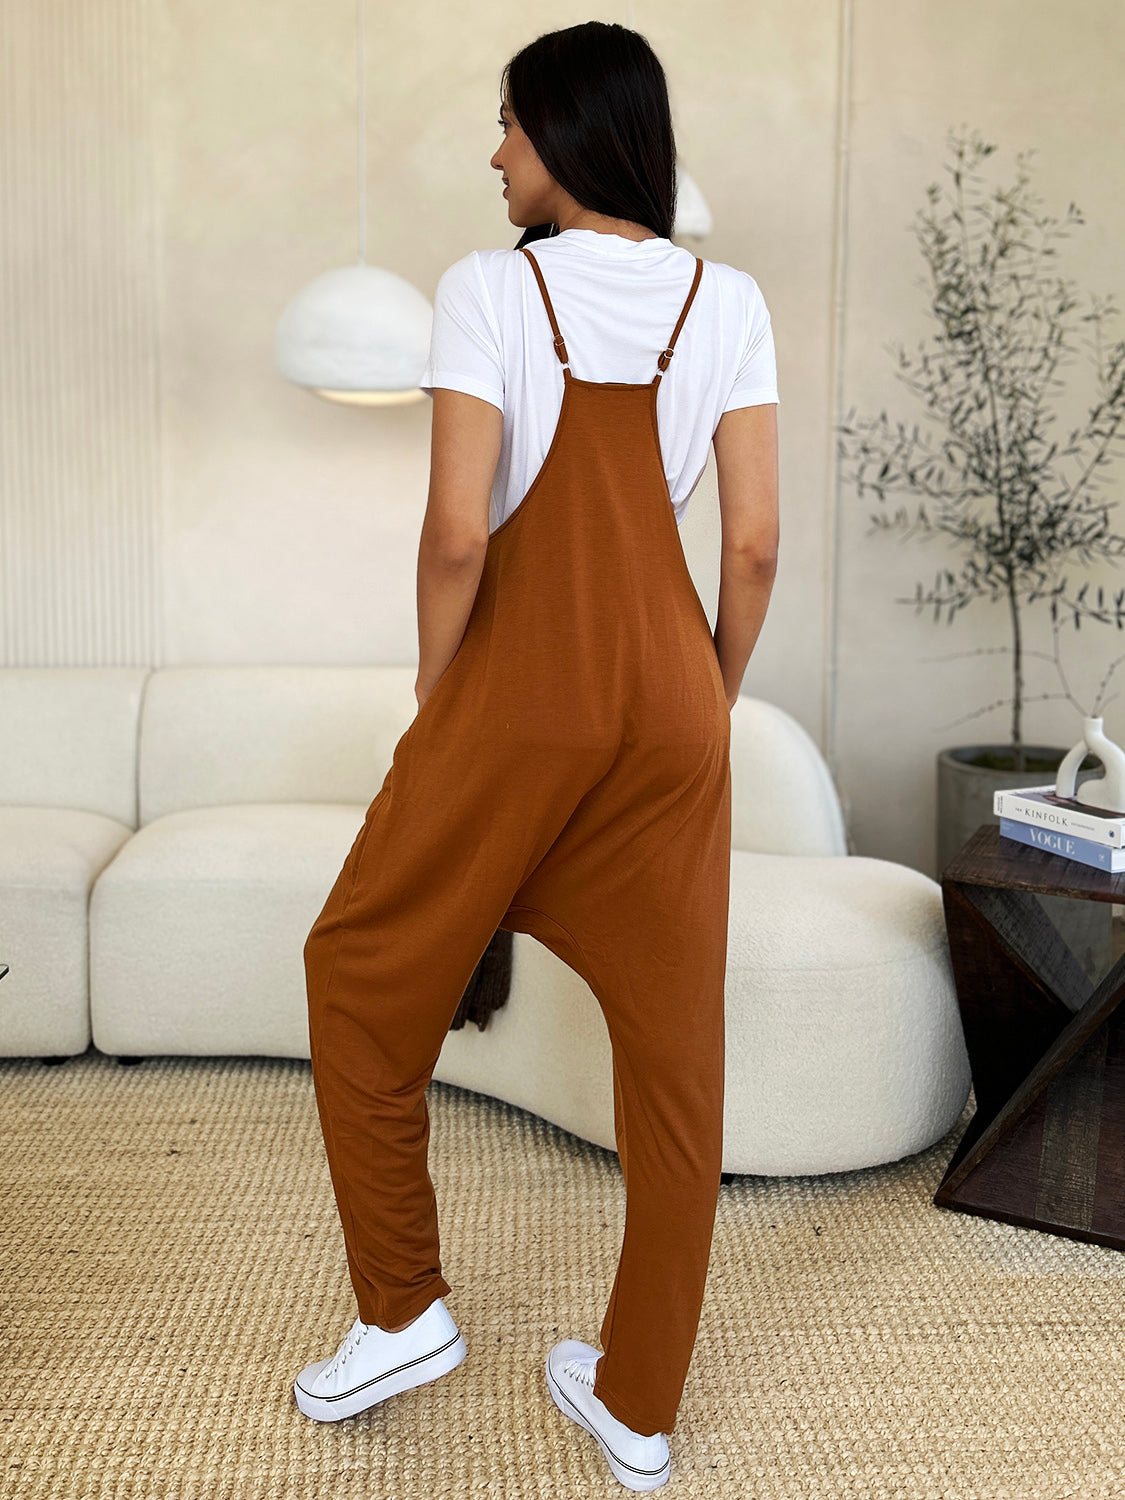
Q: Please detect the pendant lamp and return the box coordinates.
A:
[672,163,713,239]
[274,0,431,406]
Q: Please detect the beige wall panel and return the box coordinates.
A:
[1,0,162,666]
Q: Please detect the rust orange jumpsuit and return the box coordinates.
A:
[303,244,731,1439]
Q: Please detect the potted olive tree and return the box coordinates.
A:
[837,128,1125,978]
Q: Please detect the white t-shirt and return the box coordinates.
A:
[419,226,779,533]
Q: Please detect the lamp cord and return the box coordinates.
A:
[356,0,366,265]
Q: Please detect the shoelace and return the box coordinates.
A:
[327,1318,367,1375]
[563,1355,599,1389]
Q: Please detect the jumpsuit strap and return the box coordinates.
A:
[656,257,704,372]
[519,243,705,375]
[519,246,570,368]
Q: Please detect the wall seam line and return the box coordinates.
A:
[824,0,855,849]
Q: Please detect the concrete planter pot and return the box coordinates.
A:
[937,742,1109,982]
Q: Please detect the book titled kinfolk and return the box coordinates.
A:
[992,784,1125,848]
[998,815,1125,873]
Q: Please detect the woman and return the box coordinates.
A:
[295,20,778,1493]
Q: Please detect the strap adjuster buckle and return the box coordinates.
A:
[657,347,676,371]
[552,333,570,366]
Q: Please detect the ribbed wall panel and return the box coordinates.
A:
[0,0,162,666]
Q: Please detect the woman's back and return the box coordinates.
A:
[420,227,779,534]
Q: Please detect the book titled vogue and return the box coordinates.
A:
[998,816,1125,873]
[992,784,1125,848]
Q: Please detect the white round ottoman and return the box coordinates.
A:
[722,850,971,1175]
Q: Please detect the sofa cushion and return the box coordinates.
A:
[89,802,366,1055]
[0,668,146,828]
[728,696,848,857]
[0,806,134,1056]
[137,666,417,825]
[722,848,967,1172]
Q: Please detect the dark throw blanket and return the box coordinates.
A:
[447,928,513,1031]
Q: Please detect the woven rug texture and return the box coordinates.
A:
[3,1049,1125,1500]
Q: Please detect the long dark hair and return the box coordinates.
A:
[500,22,677,248]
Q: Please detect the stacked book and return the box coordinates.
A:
[993,785,1124,874]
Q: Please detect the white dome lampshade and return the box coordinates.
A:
[274,265,433,407]
[672,162,713,240]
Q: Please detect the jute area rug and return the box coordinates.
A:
[2,1048,1125,1500]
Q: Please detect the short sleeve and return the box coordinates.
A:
[418,252,505,412]
[721,276,779,413]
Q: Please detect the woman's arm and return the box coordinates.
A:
[415,388,502,707]
[710,402,780,710]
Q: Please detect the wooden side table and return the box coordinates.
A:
[934,822,1125,1250]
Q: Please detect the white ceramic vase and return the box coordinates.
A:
[1054,715,1125,813]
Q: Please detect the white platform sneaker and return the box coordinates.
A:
[293,1297,467,1422]
[545,1340,672,1491]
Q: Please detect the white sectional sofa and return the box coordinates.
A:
[0,665,971,1176]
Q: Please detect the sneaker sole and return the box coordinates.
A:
[294,1329,467,1422]
[544,1354,671,1491]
